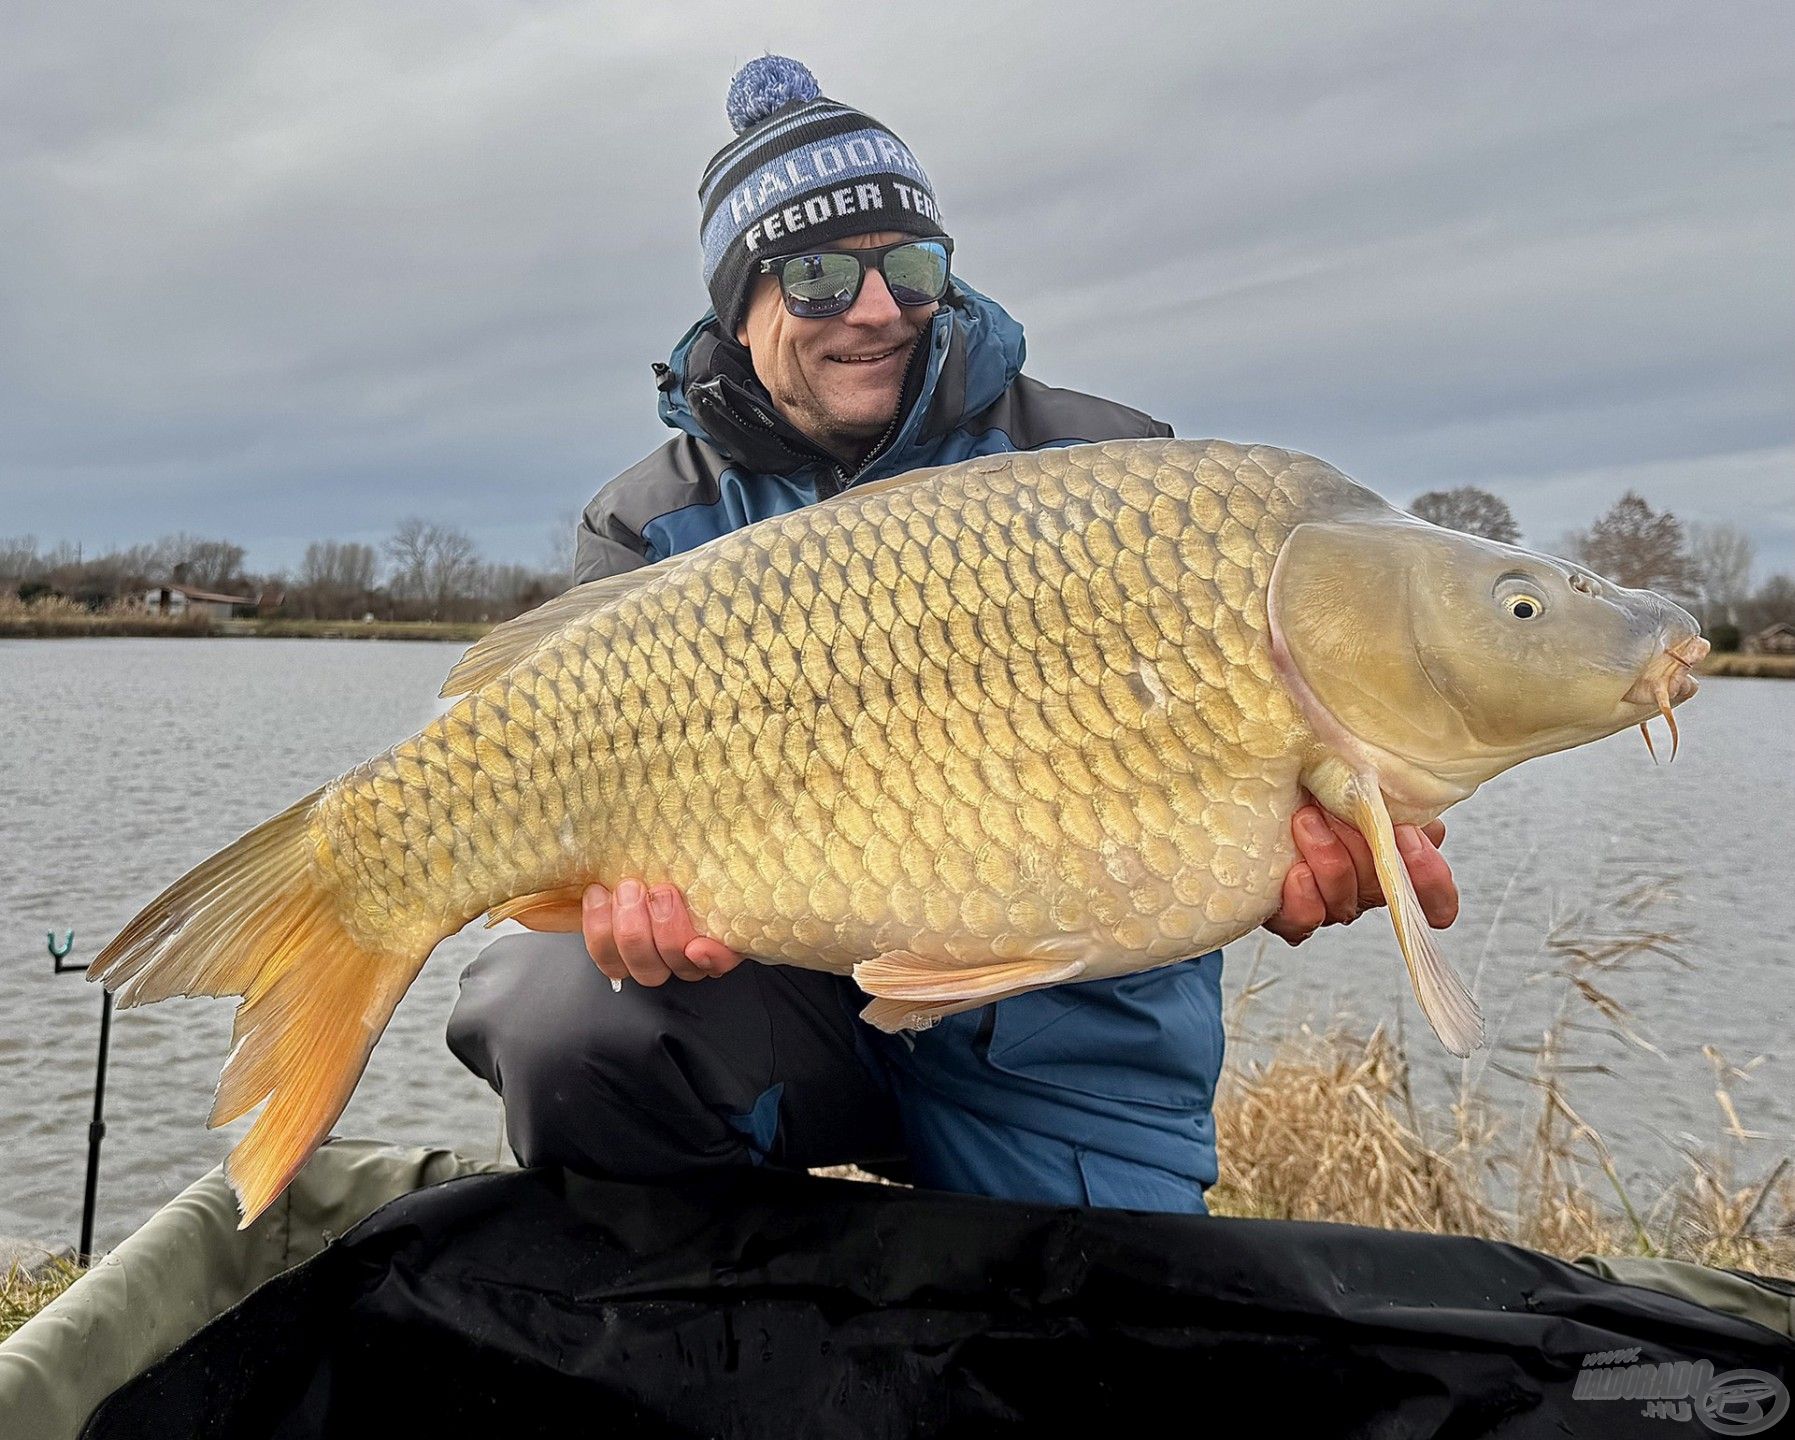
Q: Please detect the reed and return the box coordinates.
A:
[1699,652,1795,679]
[1208,874,1793,1276]
[0,595,212,637]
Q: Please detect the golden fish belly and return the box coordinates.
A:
[313,439,1319,977]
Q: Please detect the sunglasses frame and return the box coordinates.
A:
[756,237,955,318]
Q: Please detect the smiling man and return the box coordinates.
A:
[447,57,1457,1213]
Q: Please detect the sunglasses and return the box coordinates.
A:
[757,237,954,319]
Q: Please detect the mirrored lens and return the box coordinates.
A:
[779,252,861,316]
[883,242,950,305]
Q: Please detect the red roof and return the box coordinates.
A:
[159,583,255,605]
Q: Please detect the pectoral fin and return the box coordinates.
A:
[1345,771,1485,1057]
[853,948,1089,1034]
[485,885,588,932]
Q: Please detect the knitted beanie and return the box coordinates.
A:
[700,56,947,333]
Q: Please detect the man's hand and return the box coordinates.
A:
[1263,804,1457,946]
[583,880,746,986]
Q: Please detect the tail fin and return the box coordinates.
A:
[89,789,429,1228]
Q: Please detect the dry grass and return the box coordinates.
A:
[1208,875,1793,1276]
[246,618,489,641]
[0,598,491,642]
[1700,652,1795,678]
[0,1255,84,1341]
[0,594,212,637]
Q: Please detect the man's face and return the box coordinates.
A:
[734,230,939,461]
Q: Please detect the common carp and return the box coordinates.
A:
[90,439,1706,1225]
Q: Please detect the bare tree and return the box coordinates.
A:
[1686,521,1755,627]
[296,540,379,618]
[1743,573,1795,635]
[1408,487,1521,544]
[546,509,582,580]
[148,533,247,591]
[473,561,559,619]
[1566,492,1694,598]
[0,536,40,584]
[385,519,481,620]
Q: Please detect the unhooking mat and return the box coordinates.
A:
[34,1148,1794,1439]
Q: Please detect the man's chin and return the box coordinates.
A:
[816,394,903,441]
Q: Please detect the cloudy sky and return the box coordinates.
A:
[3,1,1790,580]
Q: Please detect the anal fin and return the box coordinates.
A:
[853,948,1089,1034]
[485,885,588,932]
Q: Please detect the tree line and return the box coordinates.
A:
[0,519,569,624]
[1408,487,1788,648]
[4,492,1791,643]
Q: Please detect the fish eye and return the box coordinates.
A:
[1494,573,1548,620]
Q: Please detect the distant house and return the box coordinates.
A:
[1744,621,1795,655]
[143,582,258,621]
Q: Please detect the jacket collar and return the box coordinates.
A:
[654,281,1027,490]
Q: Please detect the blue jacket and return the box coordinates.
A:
[574,283,1225,1212]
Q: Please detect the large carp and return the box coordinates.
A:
[91,439,1705,1225]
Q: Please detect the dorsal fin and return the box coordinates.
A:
[438,463,955,699]
[438,552,693,698]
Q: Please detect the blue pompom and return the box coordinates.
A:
[726,55,821,135]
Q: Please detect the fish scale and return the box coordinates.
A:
[313,438,1313,975]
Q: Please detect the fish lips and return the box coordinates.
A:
[1622,633,1707,710]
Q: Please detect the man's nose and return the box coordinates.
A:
[843,266,902,326]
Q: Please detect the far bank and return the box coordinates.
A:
[0,615,490,642]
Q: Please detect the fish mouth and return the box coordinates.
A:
[1622,633,1708,762]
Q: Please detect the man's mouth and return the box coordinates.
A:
[826,343,905,365]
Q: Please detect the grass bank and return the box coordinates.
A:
[0,596,211,638]
[1701,652,1795,678]
[235,619,489,642]
[0,597,491,642]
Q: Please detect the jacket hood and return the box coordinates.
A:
[653,281,1028,488]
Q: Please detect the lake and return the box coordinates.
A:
[2,638,1789,1249]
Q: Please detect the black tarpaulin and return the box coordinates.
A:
[82,1167,1794,1439]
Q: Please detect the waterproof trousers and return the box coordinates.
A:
[447,932,1225,1213]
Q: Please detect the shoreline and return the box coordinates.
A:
[0,618,492,642]
[1698,652,1795,678]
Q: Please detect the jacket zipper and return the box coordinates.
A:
[836,333,933,492]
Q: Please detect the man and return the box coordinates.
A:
[447,58,1456,1213]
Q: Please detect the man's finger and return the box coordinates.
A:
[610,879,673,986]
[1424,818,1446,848]
[581,884,626,985]
[1397,826,1460,928]
[1293,807,1358,924]
[1263,861,1325,946]
[686,937,747,974]
[646,885,710,981]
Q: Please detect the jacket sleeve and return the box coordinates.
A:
[570,435,733,586]
[963,373,1173,449]
[572,488,651,586]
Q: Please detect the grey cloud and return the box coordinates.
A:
[1,0,1789,580]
